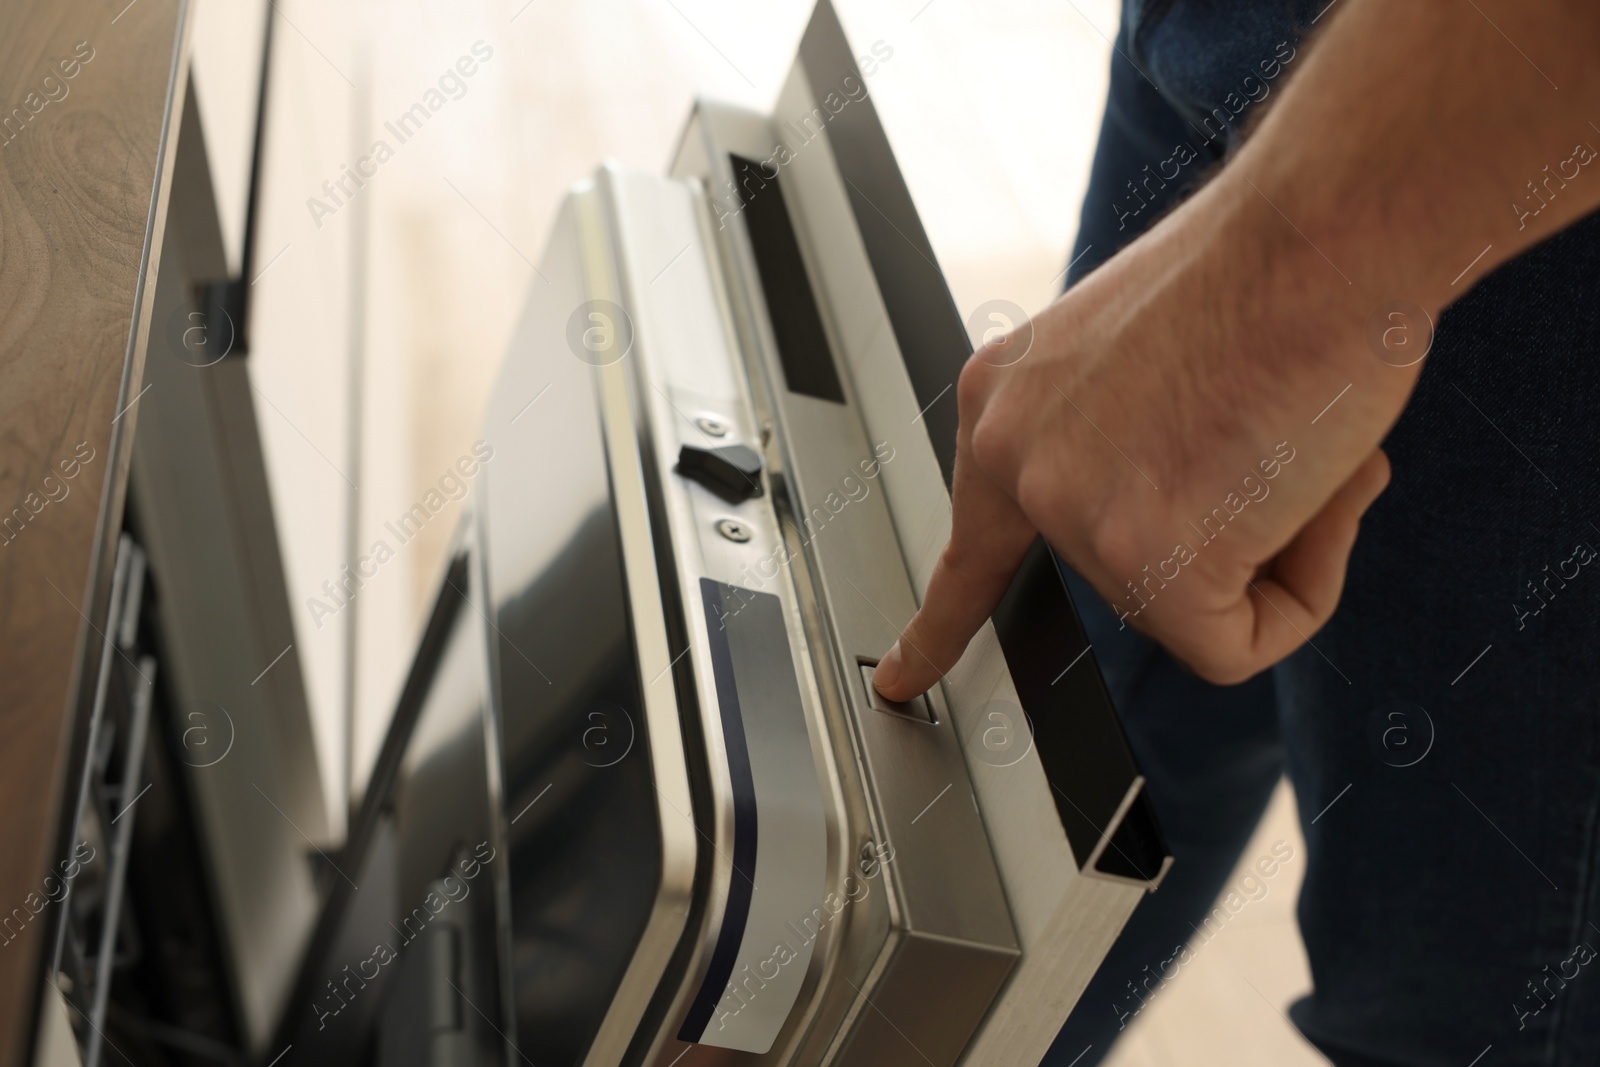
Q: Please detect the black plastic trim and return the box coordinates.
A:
[268,553,470,1056]
[731,155,846,404]
[678,580,761,1042]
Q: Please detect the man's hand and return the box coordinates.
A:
[873,0,1600,701]
[874,185,1401,694]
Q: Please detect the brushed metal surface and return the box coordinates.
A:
[679,98,1021,1067]
[765,32,1153,1062]
[600,165,846,1065]
[858,664,934,724]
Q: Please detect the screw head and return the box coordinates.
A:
[696,415,730,438]
[716,518,751,543]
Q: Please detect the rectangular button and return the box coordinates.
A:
[859,662,936,724]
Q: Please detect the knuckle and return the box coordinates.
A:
[1012,461,1066,533]
[956,350,994,411]
[969,410,1009,477]
[1084,505,1145,583]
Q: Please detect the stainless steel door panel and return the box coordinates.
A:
[672,102,1022,1067]
[285,7,1173,1066]
[599,166,840,1062]
[476,187,697,1067]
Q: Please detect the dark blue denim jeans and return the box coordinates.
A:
[1042,4,1600,1065]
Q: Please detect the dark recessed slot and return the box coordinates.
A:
[730,153,846,404]
[1093,787,1168,883]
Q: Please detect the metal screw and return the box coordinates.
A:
[695,415,729,438]
[716,518,751,543]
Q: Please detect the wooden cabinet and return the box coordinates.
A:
[0,4,189,1063]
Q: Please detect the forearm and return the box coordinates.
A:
[1226,0,1600,318]
[1073,0,1600,528]
[875,0,1600,695]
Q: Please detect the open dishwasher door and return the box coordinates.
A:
[273,4,1169,1066]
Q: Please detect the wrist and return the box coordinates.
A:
[1198,168,1431,401]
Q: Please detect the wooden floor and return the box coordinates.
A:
[188,0,1330,1061]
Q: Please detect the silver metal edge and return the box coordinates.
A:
[678,103,904,1067]
[595,162,738,1058]
[567,183,701,1067]
[598,160,854,1065]
[685,94,1021,1067]
[463,507,523,1063]
[1079,777,1174,892]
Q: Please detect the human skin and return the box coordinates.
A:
[873,0,1600,698]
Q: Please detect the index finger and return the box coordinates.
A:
[872,432,1035,701]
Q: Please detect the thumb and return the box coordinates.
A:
[1184,446,1391,684]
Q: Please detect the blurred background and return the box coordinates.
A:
[189,1,1319,1062]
